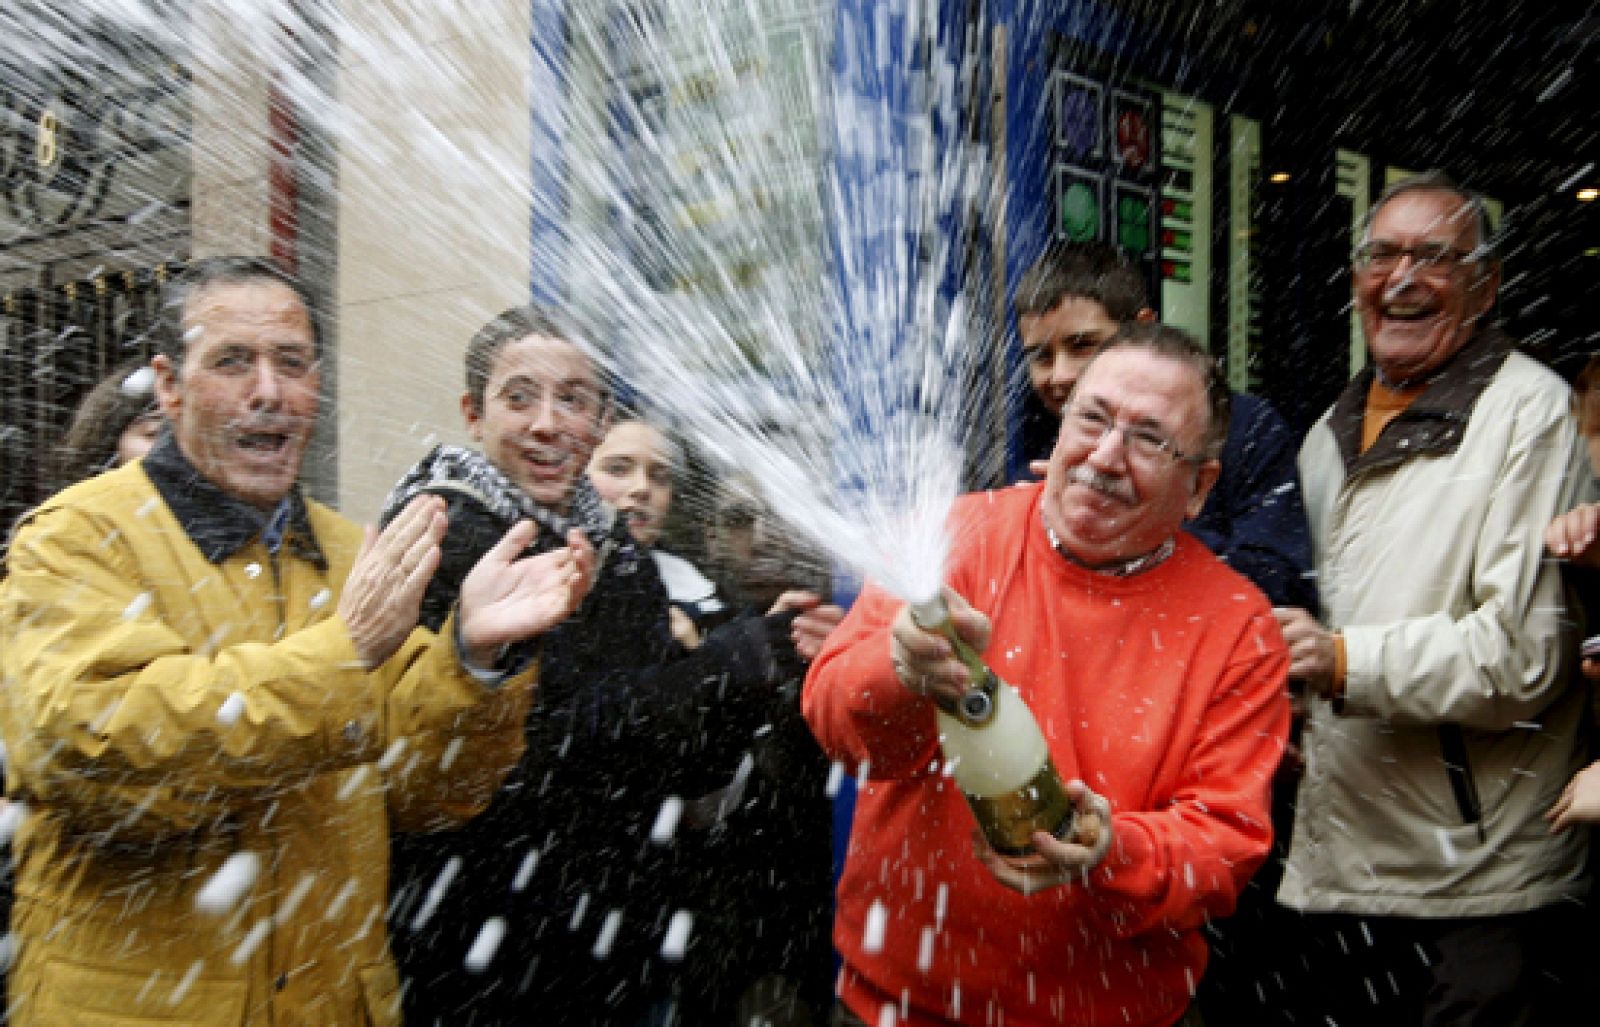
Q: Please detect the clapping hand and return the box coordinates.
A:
[341,495,450,669]
[457,524,596,668]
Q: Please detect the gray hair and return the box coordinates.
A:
[1358,171,1497,264]
[155,256,319,368]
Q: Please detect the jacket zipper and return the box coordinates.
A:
[1438,724,1487,843]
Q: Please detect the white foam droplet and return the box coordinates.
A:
[410,856,461,931]
[309,588,331,610]
[168,959,203,1006]
[511,849,539,893]
[0,801,26,847]
[862,899,888,954]
[377,738,407,772]
[592,909,624,959]
[650,796,684,845]
[121,365,156,396]
[244,563,262,579]
[216,692,246,726]
[464,917,506,973]
[825,760,845,798]
[122,592,152,620]
[229,918,271,965]
[660,910,694,962]
[197,852,261,915]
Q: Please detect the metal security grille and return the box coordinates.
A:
[0,262,178,539]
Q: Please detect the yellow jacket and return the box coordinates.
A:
[0,449,537,1026]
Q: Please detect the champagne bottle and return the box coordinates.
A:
[910,595,1075,856]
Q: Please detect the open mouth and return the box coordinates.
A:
[521,446,570,475]
[236,431,291,454]
[1382,301,1438,322]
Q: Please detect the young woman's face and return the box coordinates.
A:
[587,420,675,547]
[116,410,164,466]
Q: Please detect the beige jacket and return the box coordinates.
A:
[1280,331,1592,918]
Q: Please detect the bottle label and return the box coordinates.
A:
[965,756,1076,856]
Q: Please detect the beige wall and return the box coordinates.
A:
[189,6,273,258]
[335,1,534,522]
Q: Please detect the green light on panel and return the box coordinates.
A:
[1062,182,1099,241]
[1118,195,1151,253]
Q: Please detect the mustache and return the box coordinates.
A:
[1066,465,1136,503]
[228,415,306,434]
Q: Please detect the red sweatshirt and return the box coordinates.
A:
[803,483,1290,1027]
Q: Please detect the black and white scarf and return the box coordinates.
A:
[380,443,616,550]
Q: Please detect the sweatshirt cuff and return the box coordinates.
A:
[453,613,510,688]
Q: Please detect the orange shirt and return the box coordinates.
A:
[1362,376,1429,453]
[804,484,1291,1026]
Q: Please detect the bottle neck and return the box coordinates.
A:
[909,595,996,725]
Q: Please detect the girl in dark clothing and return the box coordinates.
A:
[588,415,844,1026]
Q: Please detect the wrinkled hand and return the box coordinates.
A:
[457,525,595,668]
[889,586,991,710]
[768,590,845,661]
[1547,759,1600,833]
[1546,504,1600,569]
[1273,606,1338,700]
[973,780,1113,895]
[340,495,449,669]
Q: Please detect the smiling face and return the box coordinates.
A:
[1019,296,1123,416]
[463,334,607,513]
[1356,188,1500,384]
[1039,346,1219,568]
[587,420,676,547]
[152,280,320,510]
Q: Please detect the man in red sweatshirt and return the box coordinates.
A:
[804,322,1291,1027]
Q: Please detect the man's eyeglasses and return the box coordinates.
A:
[1353,241,1481,276]
[1062,403,1205,467]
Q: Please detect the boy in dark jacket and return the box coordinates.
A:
[386,306,834,1026]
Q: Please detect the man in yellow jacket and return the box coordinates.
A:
[0,256,594,1026]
